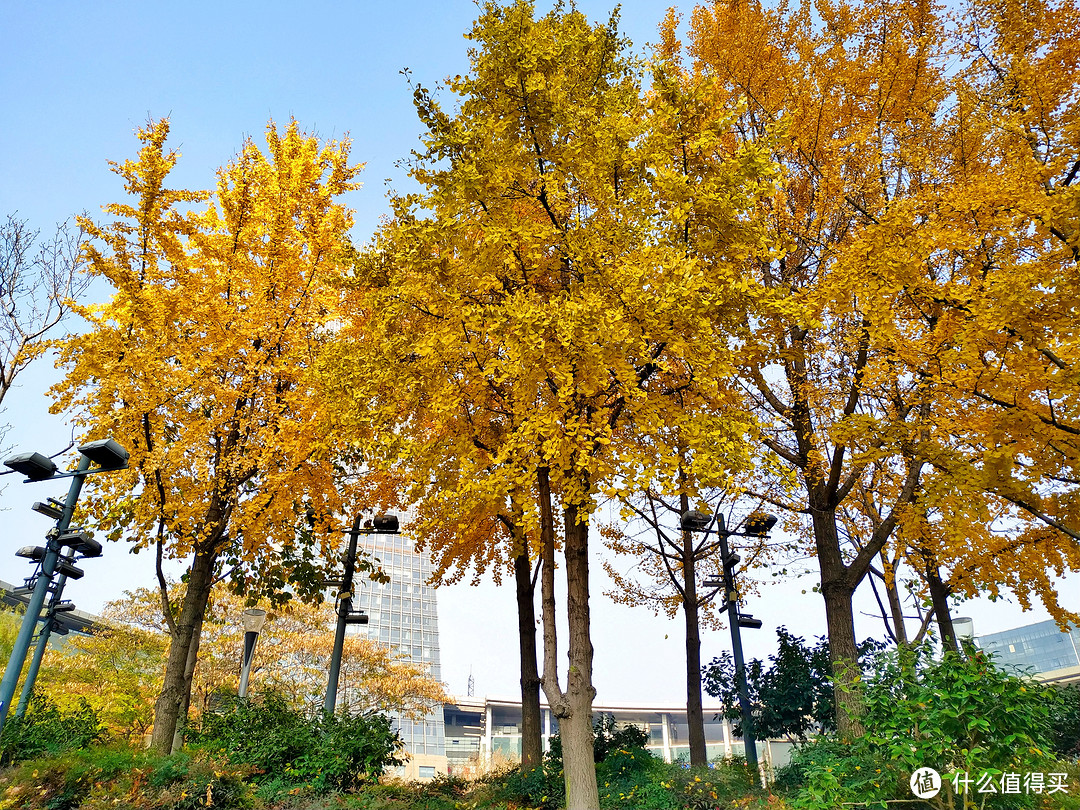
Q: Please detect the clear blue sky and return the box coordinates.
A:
[1,1,1074,704]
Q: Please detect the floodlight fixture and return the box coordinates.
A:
[372,514,399,533]
[74,537,102,558]
[77,438,129,470]
[55,529,101,557]
[55,560,84,580]
[737,614,763,630]
[680,509,712,532]
[15,546,47,562]
[31,501,64,520]
[743,512,778,536]
[56,529,90,547]
[4,453,58,481]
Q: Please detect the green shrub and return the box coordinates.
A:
[1049,683,1080,760]
[0,692,105,766]
[783,646,1062,809]
[299,711,405,793]
[480,761,564,810]
[0,744,257,810]
[481,718,763,810]
[188,691,404,795]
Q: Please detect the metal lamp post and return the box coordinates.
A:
[238,608,268,699]
[324,513,400,715]
[681,508,776,780]
[0,439,127,738]
[15,564,80,718]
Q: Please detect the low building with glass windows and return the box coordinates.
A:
[977,619,1080,685]
[441,695,796,777]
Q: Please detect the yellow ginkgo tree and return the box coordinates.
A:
[321,3,776,806]
[51,119,367,753]
[683,0,1080,739]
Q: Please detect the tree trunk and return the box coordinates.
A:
[515,541,543,769]
[151,547,217,752]
[812,507,864,739]
[684,591,707,766]
[562,506,599,810]
[681,492,707,767]
[881,555,909,647]
[171,613,204,753]
[925,563,958,654]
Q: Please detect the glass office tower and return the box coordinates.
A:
[351,530,446,757]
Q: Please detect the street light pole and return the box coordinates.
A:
[238,608,268,699]
[324,513,399,715]
[715,514,758,778]
[325,514,363,715]
[0,455,90,735]
[15,552,79,717]
[0,439,127,738]
[681,509,776,782]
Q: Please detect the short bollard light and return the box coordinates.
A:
[238,608,268,699]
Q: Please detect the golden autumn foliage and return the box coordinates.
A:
[30,0,1077,774]
[677,0,1080,733]
[320,2,778,805]
[34,587,447,741]
[50,118,370,751]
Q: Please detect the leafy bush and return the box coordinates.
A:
[1049,682,1080,759]
[781,646,1062,809]
[188,691,404,794]
[0,744,257,810]
[545,714,649,769]
[703,626,883,740]
[0,692,105,766]
[483,760,564,809]
[482,716,765,810]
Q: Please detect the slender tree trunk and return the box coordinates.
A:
[925,563,958,654]
[812,507,864,739]
[561,506,599,810]
[681,492,707,767]
[684,592,707,766]
[515,540,543,769]
[151,547,217,752]
[881,555,909,647]
[171,613,204,753]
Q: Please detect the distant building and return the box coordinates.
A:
[349,530,448,778]
[977,619,1080,684]
[0,578,99,636]
[442,695,796,777]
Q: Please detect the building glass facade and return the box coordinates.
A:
[351,531,446,757]
[440,697,797,776]
[978,620,1080,676]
